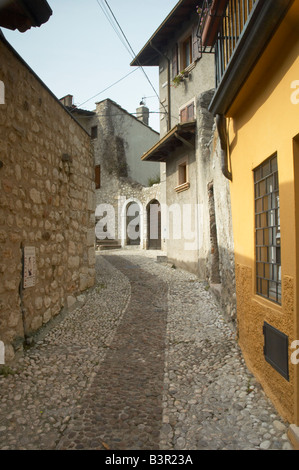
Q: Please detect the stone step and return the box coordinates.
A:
[98,244,122,251]
[96,239,122,251]
[97,239,121,244]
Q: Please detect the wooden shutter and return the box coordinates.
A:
[180,102,194,123]
[95,165,101,189]
[187,102,194,120]
[192,25,200,62]
[172,44,178,79]
[180,107,188,123]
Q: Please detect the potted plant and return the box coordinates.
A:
[172,69,189,88]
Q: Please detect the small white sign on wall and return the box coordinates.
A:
[0,341,4,365]
[0,80,4,104]
[23,246,36,289]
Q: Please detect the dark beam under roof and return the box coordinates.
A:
[0,0,52,32]
[141,121,196,162]
[131,0,200,67]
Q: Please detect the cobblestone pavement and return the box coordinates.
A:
[0,250,293,450]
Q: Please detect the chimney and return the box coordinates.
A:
[60,94,74,108]
[136,103,149,126]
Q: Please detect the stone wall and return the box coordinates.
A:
[207,125,237,327]
[118,180,161,249]
[74,98,162,249]
[76,99,160,189]
[160,88,237,326]
[0,36,95,362]
[197,90,237,326]
[236,264,295,423]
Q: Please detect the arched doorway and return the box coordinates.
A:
[126,201,141,246]
[120,198,143,248]
[147,199,161,250]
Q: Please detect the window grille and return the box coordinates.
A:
[254,154,281,304]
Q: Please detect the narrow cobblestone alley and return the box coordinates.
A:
[0,251,293,450]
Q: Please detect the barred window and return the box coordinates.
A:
[95,164,101,189]
[254,154,281,304]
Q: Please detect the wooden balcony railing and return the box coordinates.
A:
[197,0,259,85]
[215,0,258,86]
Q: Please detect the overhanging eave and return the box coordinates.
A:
[131,0,200,66]
[141,121,196,162]
[209,0,294,115]
[0,0,52,32]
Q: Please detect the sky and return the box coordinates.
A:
[3,0,180,132]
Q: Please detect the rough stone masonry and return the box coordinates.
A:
[0,35,95,362]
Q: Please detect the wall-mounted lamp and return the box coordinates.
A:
[61,153,72,163]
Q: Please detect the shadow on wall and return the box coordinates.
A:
[229,170,299,425]
[234,253,296,426]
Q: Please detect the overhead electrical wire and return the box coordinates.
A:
[75,68,139,109]
[71,0,169,120]
[95,0,168,119]
[100,0,137,60]
[74,111,169,120]
[95,0,134,59]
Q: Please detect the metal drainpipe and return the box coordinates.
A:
[19,243,28,345]
[216,113,232,181]
[149,41,171,132]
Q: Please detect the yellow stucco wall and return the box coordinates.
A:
[226,1,299,423]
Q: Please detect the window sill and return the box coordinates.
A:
[184,62,196,74]
[173,63,196,87]
[252,294,282,311]
[175,182,190,193]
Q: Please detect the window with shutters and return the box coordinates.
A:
[172,27,200,79]
[172,43,179,79]
[95,164,101,189]
[182,35,192,69]
[178,161,187,185]
[175,156,190,193]
[179,100,195,123]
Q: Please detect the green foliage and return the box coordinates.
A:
[0,365,17,377]
[148,174,160,187]
[172,70,188,88]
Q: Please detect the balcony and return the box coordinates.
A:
[207,0,294,115]
[197,0,259,73]
[197,0,229,52]
[214,0,258,87]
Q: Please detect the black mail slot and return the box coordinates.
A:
[263,322,289,381]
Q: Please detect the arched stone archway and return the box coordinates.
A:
[126,201,141,246]
[146,199,161,250]
[120,198,143,248]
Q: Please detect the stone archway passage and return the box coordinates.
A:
[126,201,141,246]
[147,200,161,250]
[57,255,168,450]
